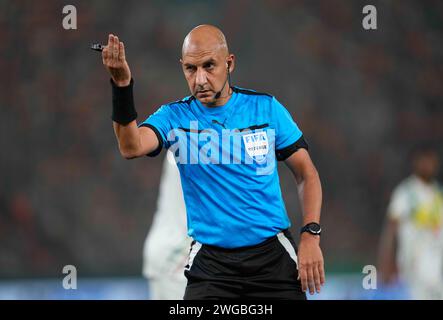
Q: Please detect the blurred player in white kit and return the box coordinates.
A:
[142,150,191,299]
[379,144,443,299]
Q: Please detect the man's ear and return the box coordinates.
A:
[227,54,235,73]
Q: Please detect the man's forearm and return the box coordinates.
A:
[297,168,322,225]
[113,120,142,158]
[294,164,325,294]
[109,75,142,158]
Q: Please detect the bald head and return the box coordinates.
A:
[180,25,235,107]
[182,24,229,58]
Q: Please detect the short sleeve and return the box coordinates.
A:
[387,185,410,220]
[138,105,173,157]
[272,97,307,161]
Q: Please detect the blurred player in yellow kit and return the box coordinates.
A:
[379,144,443,299]
[142,150,191,299]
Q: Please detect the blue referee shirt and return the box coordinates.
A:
[139,86,307,248]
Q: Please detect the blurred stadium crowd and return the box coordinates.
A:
[1,0,442,278]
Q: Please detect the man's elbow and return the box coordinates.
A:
[297,164,320,185]
[309,166,320,182]
[119,147,140,160]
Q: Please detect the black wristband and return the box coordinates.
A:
[111,78,138,125]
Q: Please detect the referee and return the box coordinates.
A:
[102,25,324,299]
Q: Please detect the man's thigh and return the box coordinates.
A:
[183,231,306,300]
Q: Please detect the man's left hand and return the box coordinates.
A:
[297,233,325,295]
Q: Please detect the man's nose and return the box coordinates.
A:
[195,68,208,87]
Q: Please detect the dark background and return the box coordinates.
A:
[1,0,442,278]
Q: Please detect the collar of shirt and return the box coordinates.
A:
[193,90,238,126]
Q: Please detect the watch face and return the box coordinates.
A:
[308,223,321,234]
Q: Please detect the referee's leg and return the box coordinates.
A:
[241,229,306,300]
[183,241,242,299]
[183,232,306,300]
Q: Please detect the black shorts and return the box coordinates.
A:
[183,229,306,300]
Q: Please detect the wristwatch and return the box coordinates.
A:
[300,222,322,236]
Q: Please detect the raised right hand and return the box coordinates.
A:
[102,34,132,87]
